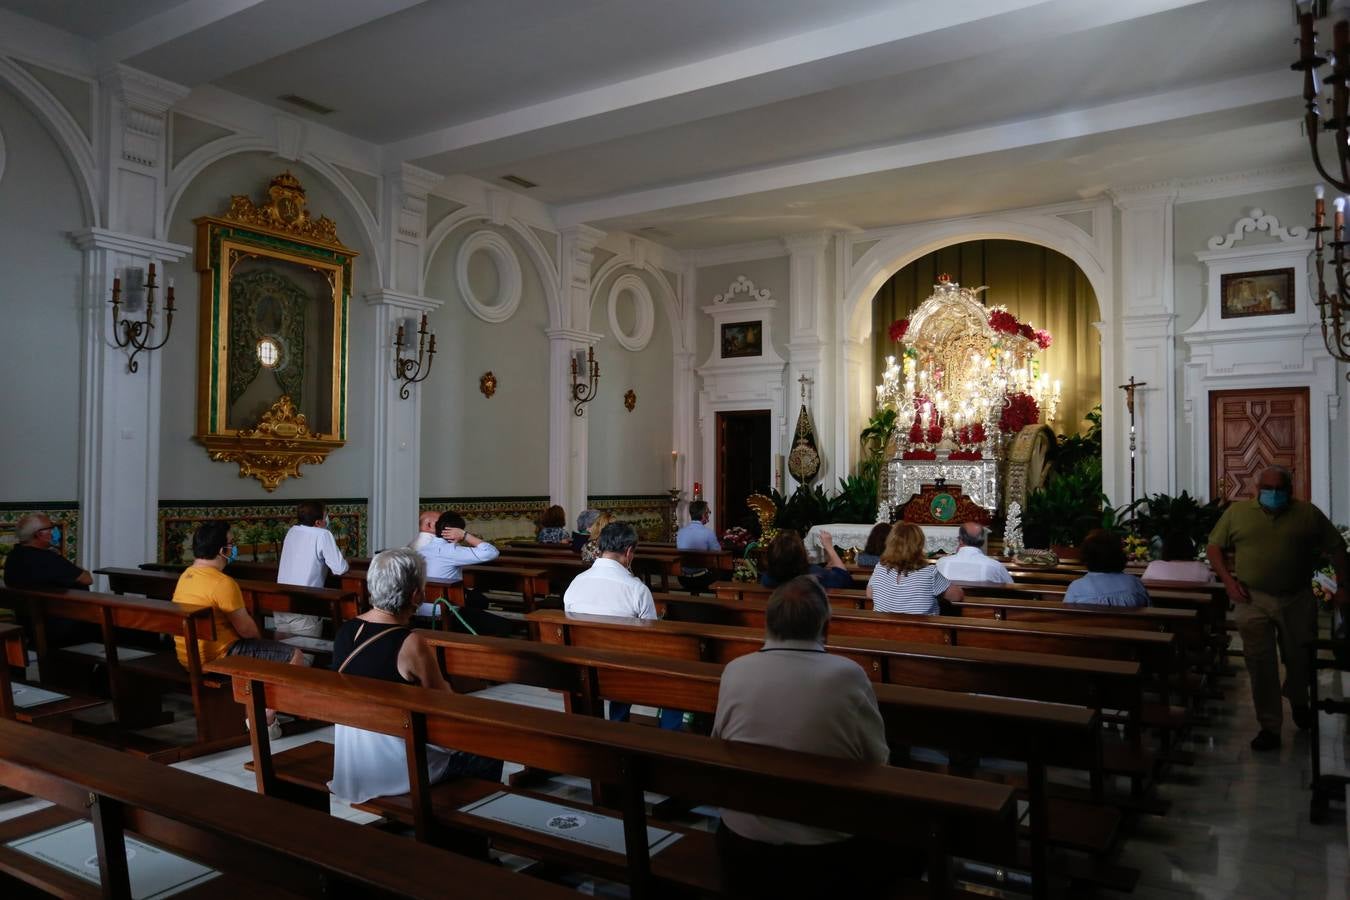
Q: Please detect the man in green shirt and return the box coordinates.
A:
[1207,466,1349,751]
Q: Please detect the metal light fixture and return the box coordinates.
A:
[570,346,599,416]
[393,313,436,399]
[1293,3,1350,372]
[109,263,175,373]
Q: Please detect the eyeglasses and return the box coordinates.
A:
[35,526,54,534]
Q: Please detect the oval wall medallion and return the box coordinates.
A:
[456,229,523,323]
[606,272,654,351]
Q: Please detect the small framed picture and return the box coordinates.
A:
[720,321,763,359]
[1220,268,1294,319]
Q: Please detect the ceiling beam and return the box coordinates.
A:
[101,0,430,86]
[390,0,1206,172]
[554,70,1296,227]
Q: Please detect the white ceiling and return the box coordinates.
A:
[0,0,1315,250]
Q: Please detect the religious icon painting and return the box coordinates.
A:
[1219,268,1294,319]
[720,321,763,358]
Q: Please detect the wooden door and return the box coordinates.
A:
[1209,387,1310,501]
[717,411,771,533]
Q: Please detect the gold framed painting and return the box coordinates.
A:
[193,172,357,491]
[1219,268,1294,319]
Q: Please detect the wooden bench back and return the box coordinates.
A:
[99,567,359,628]
[0,718,568,899]
[0,585,216,642]
[208,655,1017,886]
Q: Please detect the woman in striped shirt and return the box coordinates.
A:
[866,522,964,615]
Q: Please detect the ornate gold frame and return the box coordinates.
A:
[193,172,356,491]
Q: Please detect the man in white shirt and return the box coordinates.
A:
[935,522,1013,585]
[563,521,681,728]
[675,500,721,592]
[275,501,349,637]
[406,510,439,552]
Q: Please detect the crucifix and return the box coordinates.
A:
[1118,376,1147,503]
[798,372,811,404]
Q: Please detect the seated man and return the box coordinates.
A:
[406,510,440,552]
[173,521,305,739]
[275,500,350,637]
[329,548,502,804]
[675,500,721,592]
[712,575,914,897]
[935,523,1013,585]
[3,513,95,646]
[563,521,683,729]
[1064,529,1149,608]
[414,511,512,636]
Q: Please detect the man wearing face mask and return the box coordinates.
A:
[173,521,304,737]
[1207,466,1350,751]
[4,513,95,647]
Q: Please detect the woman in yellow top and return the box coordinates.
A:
[172,520,305,737]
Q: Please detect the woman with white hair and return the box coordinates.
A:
[328,548,503,804]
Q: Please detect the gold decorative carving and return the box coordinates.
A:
[623,389,636,412]
[479,371,497,399]
[199,395,343,492]
[223,171,343,246]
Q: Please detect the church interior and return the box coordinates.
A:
[0,0,1348,897]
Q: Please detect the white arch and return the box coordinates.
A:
[589,255,685,355]
[0,56,98,228]
[163,139,384,282]
[423,208,562,331]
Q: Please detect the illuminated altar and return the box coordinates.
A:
[874,276,1058,521]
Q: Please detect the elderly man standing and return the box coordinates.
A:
[1208,466,1349,751]
[275,501,349,638]
[935,522,1013,585]
[712,575,910,896]
[564,521,682,729]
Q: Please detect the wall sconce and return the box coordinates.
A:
[570,346,599,416]
[109,262,175,373]
[394,312,436,399]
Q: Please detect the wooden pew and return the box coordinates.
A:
[460,564,550,613]
[416,629,1112,893]
[0,623,103,730]
[336,568,465,612]
[210,655,1020,899]
[491,554,591,593]
[0,718,567,900]
[0,585,242,761]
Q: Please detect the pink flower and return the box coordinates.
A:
[1034,329,1053,350]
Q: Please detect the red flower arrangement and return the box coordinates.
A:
[948,450,983,460]
[998,392,1040,433]
[1033,329,1053,350]
[988,309,1019,335]
[957,423,986,445]
[888,318,910,342]
[926,423,944,445]
[902,450,937,460]
[908,418,924,444]
[1018,322,1036,341]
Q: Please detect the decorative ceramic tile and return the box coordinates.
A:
[0,502,80,565]
[419,497,549,543]
[157,499,367,563]
[588,495,671,541]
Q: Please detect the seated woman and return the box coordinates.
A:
[1065,529,1150,607]
[855,522,891,568]
[571,509,599,554]
[536,504,569,544]
[1141,531,1214,584]
[866,522,963,615]
[759,530,852,590]
[580,511,613,563]
[329,548,503,804]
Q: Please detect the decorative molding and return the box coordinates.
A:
[455,229,523,323]
[101,64,188,117]
[606,272,654,352]
[1206,208,1309,250]
[713,275,773,304]
[68,227,189,259]
[687,239,788,267]
[363,288,442,313]
[1173,163,1314,204]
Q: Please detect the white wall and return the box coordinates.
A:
[0,83,86,501]
[159,152,378,501]
[587,266,674,494]
[420,221,551,497]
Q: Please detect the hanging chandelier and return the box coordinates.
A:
[1293,3,1350,371]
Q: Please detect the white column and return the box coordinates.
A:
[365,164,444,550]
[550,226,605,517]
[73,66,189,577]
[783,231,832,488]
[1112,185,1178,502]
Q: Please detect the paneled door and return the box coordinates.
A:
[1209,387,1310,501]
[717,410,771,533]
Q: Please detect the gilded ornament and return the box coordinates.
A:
[223,171,343,247]
[623,389,636,412]
[199,395,342,492]
[479,371,497,399]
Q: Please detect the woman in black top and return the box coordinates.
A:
[329,548,501,803]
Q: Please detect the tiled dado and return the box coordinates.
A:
[0,502,80,565]
[418,495,673,543]
[158,499,368,564]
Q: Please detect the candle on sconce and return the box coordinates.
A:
[395,323,405,349]
[1316,184,1326,229]
[671,450,678,487]
[1336,196,1346,242]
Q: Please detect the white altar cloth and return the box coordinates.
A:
[804,523,960,562]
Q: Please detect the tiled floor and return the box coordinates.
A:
[1,661,1346,897]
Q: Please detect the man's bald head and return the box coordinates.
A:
[957,523,987,549]
[418,511,440,534]
[1257,466,1293,493]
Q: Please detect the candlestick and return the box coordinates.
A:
[671,450,678,487]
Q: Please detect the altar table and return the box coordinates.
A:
[804,523,959,562]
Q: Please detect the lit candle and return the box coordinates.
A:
[672,450,678,486]
[1336,196,1346,241]
[1316,184,1326,230]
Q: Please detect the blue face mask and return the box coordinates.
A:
[1258,488,1290,511]
[47,526,61,546]
[223,544,239,562]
